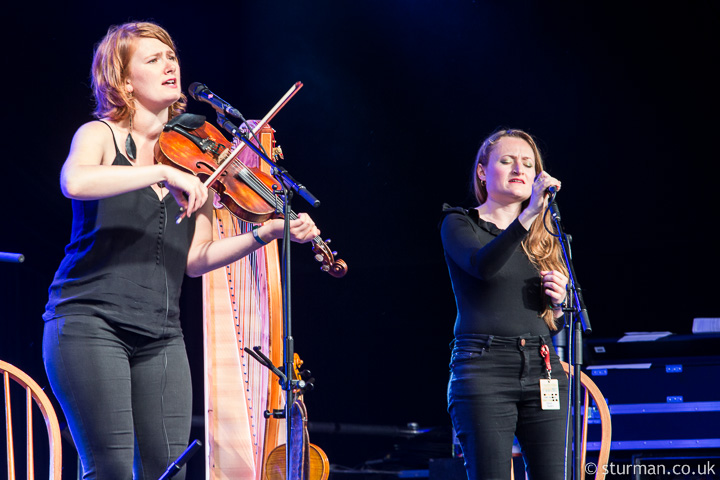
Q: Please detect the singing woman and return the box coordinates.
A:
[441,129,569,479]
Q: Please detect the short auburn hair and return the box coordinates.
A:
[90,21,186,121]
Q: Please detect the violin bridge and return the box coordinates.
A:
[215,146,231,164]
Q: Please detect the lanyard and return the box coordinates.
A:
[539,343,552,380]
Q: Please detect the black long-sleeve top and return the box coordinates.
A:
[440,204,550,337]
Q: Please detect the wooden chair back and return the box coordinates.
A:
[561,361,612,480]
[1,360,62,479]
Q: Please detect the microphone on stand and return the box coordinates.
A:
[187,83,243,119]
[546,185,560,221]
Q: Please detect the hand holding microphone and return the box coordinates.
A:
[546,184,558,198]
[540,173,561,198]
[527,172,561,213]
[539,174,562,221]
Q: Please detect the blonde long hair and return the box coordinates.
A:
[90,21,186,121]
[472,129,568,330]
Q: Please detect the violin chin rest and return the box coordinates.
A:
[165,113,207,131]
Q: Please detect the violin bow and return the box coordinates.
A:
[202,82,303,189]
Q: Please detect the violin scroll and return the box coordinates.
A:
[311,239,348,278]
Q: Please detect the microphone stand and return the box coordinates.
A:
[216,113,319,479]
[216,115,320,208]
[0,252,25,263]
[158,440,203,480]
[547,194,592,480]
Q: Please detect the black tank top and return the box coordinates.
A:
[43,121,196,338]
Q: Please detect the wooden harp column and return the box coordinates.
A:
[203,124,285,479]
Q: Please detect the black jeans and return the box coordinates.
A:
[447,334,569,480]
[43,316,192,480]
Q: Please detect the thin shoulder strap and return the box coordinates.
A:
[97,120,121,155]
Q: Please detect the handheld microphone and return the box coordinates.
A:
[546,186,560,221]
[187,83,243,119]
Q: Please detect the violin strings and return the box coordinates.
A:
[232,162,324,245]
[232,162,297,219]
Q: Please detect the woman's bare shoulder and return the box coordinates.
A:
[66,120,117,166]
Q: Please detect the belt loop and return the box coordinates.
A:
[486,335,494,349]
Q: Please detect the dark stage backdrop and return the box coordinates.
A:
[2,0,718,475]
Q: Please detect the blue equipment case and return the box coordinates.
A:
[583,333,720,453]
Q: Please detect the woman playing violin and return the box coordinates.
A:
[42,21,318,479]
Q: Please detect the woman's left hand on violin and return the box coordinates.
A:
[541,270,568,308]
[261,213,320,244]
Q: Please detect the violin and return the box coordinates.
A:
[264,354,330,480]
[154,113,347,277]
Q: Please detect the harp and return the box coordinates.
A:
[202,123,285,479]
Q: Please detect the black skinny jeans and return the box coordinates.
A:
[43,316,192,480]
[447,334,569,480]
